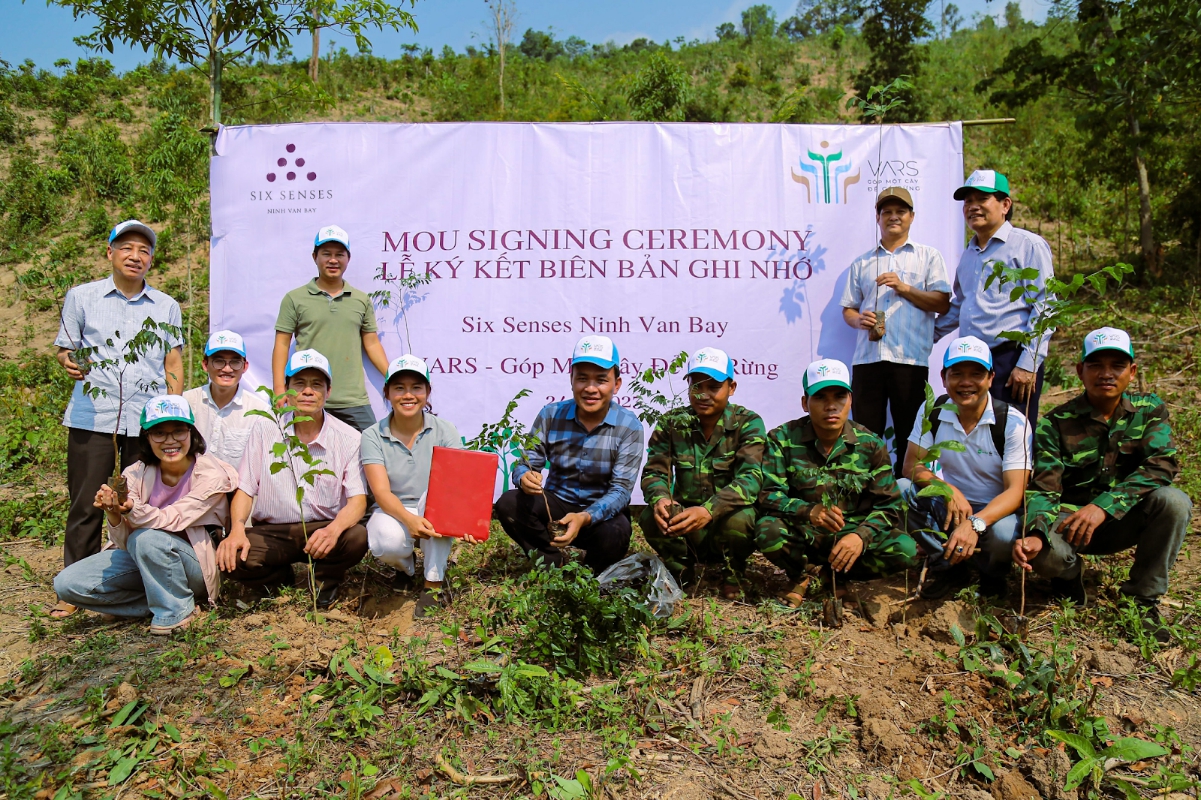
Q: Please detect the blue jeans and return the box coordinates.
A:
[54,528,208,627]
[896,478,1018,577]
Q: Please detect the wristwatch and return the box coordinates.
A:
[967,515,986,534]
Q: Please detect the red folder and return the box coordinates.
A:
[424,447,499,541]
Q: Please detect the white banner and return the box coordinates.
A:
[211,122,965,492]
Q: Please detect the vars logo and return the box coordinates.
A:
[791,141,861,204]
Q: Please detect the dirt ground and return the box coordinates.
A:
[3,513,1201,800]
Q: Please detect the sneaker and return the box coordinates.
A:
[1049,571,1087,607]
[978,573,1009,599]
[1131,599,1171,644]
[919,564,971,600]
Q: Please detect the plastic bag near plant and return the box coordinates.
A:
[596,552,685,619]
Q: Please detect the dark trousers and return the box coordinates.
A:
[990,343,1045,425]
[328,405,377,432]
[225,520,368,589]
[850,361,928,476]
[65,428,137,567]
[494,489,631,573]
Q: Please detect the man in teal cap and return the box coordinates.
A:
[935,170,1055,422]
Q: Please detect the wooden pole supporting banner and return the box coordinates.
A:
[960,118,1017,127]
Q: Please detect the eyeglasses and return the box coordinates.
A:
[148,428,191,443]
[209,357,245,370]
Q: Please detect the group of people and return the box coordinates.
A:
[47,170,1191,644]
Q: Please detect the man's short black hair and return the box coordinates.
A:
[137,424,207,466]
[285,370,331,390]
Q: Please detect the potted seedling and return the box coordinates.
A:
[75,318,183,503]
[627,352,689,523]
[986,259,1133,638]
[247,387,335,617]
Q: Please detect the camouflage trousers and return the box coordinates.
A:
[753,515,918,581]
[639,506,757,584]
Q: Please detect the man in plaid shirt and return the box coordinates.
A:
[495,335,644,573]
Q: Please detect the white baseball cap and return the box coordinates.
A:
[285,349,333,382]
[802,359,852,396]
[204,330,247,358]
[385,354,431,383]
[687,347,734,382]
[943,336,993,370]
[1082,327,1135,361]
[109,219,157,251]
[314,224,351,252]
[140,395,194,430]
[571,335,620,371]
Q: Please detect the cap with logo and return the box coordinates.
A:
[953,169,1012,201]
[109,220,157,251]
[875,186,914,211]
[686,347,734,382]
[314,224,351,252]
[386,354,431,383]
[285,349,333,382]
[204,330,247,358]
[943,335,993,370]
[571,335,620,371]
[1082,327,1135,361]
[140,394,195,431]
[802,358,852,396]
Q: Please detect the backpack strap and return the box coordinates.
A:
[990,399,1009,461]
[928,395,949,443]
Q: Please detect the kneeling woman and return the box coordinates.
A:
[363,355,479,618]
[53,395,238,634]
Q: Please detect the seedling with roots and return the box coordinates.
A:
[247,387,336,617]
[986,259,1133,634]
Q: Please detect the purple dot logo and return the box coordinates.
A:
[266,144,316,183]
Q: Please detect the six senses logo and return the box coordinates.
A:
[789,139,922,203]
[250,143,334,209]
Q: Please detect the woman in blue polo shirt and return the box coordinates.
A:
[362,355,478,618]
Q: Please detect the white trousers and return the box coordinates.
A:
[366,501,452,582]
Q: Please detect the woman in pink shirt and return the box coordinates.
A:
[53,396,237,634]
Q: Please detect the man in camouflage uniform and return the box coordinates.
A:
[1014,327,1191,642]
[640,347,766,598]
[756,359,916,605]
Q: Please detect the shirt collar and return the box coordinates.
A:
[943,395,996,432]
[102,274,151,302]
[800,417,858,445]
[565,400,619,427]
[381,411,434,443]
[971,221,1013,252]
[307,278,351,298]
[1071,392,1136,422]
[876,240,914,255]
[203,384,247,409]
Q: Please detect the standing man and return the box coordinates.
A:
[1014,328,1190,642]
[183,330,270,469]
[755,359,915,607]
[899,337,1031,599]
[640,347,767,598]
[494,335,644,573]
[52,220,183,617]
[935,170,1055,421]
[217,350,369,609]
[841,186,951,475]
[273,224,389,432]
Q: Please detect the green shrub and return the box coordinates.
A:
[0,150,72,237]
[487,562,653,678]
[57,123,134,201]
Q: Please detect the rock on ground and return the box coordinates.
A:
[992,769,1041,800]
[1022,747,1079,800]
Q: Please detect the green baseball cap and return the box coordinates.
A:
[802,359,852,397]
[140,395,195,430]
[953,169,1012,201]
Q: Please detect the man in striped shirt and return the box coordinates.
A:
[53,221,183,594]
[216,350,368,608]
[495,335,644,573]
[841,187,951,475]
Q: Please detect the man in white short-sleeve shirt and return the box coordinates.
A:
[841,186,951,475]
[183,330,269,470]
[899,336,1032,599]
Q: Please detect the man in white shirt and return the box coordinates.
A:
[841,187,951,475]
[899,336,1032,599]
[183,331,270,470]
[216,350,368,608]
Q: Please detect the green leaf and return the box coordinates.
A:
[164,723,182,743]
[1046,729,1098,759]
[1062,755,1096,791]
[107,755,139,785]
[463,660,502,673]
[1099,737,1168,764]
[109,700,139,727]
[949,624,966,647]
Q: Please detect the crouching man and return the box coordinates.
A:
[217,350,368,608]
[1014,328,1191,642]
[756,359,915,607]
[640,347,766,598]
[495,335,644,573]
[900,336,1031,599]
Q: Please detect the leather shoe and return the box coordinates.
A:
[315,581,341,609]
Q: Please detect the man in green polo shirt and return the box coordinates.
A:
[273,224,390,431]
